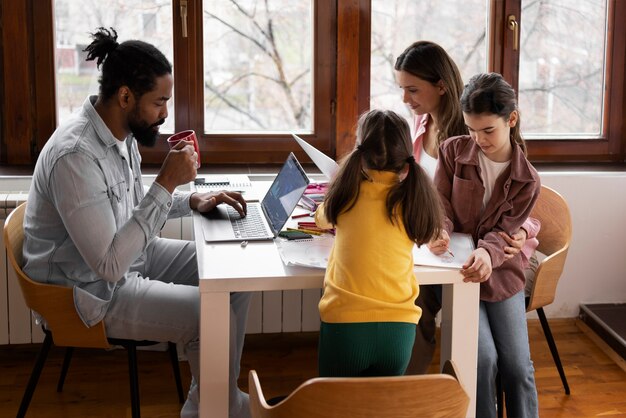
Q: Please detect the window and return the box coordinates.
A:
[370,0,488,122]
[6,0,334,166]
[369,0,626,163]
[202,1,314,133]
[53,0,175,133]
[1,1,624,165]
[518,0,606,138]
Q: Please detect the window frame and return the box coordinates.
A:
[1,0,625,166]
[494,0,626,163]
[17,0,336,166]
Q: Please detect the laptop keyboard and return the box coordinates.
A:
[227,205,270,239]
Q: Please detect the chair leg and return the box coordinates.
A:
[496,372,504,418]
[126,344,141,418]
[168,342,185,404]
[536,307,570,395]
[17,331,53,418]
[56,347,74,392]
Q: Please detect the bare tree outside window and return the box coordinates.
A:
[371,0,608,141]
[54,0,174,132]
[519,0,606,138]
[370,0,487,125]
[203,0,313,133]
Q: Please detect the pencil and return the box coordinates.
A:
[292,212,313,219]
[287,227,322,236]
[446,248,454,257]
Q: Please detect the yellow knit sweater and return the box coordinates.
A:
[315,170,421,324]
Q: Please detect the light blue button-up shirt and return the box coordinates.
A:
[23,96,192,326]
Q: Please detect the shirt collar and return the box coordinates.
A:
[83,95,128,149]
[415,113,429,138]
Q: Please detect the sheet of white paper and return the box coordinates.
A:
[413,232,475,269]
[276,235,334,269]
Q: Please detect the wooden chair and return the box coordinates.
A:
[4,202,185,418]
[249,360,469,418]
[497,185,572,416]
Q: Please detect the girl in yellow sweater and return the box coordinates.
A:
[315,109,443,377]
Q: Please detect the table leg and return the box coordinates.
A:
[441,282,480,418]
[200,291,231,418]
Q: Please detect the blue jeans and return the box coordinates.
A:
[477,291,538,418]
[103,237,252,418]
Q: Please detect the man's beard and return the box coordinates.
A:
[129,112,165,148]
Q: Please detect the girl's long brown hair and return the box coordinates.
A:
[323,109,442,245]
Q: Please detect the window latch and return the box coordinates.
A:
[181,0,188,38]
[507,14,519,51]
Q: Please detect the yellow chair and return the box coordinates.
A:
[249,360,469,418]
[4,202,184,418]
[497,185,572,416]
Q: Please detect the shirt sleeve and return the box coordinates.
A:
[521,216,541,239]
[478,180,541,269]
[315,202,333,229]
[433,145,455,233]
[49,153,171,282]
[169,189,193,218]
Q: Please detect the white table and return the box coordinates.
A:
[193,187,479,418]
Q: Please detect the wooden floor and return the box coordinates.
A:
[0,319,625,417]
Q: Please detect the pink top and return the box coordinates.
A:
[412,113,429,160]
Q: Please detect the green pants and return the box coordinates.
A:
[318,321,416,377]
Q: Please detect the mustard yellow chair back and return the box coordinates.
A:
[3,202,110,348]
[526,185,572,312]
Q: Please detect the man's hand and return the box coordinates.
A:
[461,248,492,283]
[427,229,451,255]
[190,191,247,217]
[155,140,198,194]
[499,229,527,260]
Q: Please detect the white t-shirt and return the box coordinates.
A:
[478,151,510,211]
[116,138,134,200]
[418,141,438,180]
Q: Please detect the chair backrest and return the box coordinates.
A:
[249,360,469,418]
[3,202,110,348]
[526,185,572,312]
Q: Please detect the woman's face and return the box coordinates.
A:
[463,111,518,162]
[395,70,445,117]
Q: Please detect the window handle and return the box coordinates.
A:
[507,14,519,51]
[180,0,188,38]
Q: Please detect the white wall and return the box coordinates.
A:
[2,171,625,320]
[537,172,626,318]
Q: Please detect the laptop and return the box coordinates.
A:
[200,152,310,242]
[291,133,339,180]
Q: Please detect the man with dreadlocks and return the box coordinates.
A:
[22,27,252,418]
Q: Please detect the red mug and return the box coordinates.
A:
[167,130,200,168]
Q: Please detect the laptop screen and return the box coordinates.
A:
[261,153,310,234]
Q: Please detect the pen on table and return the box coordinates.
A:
[297,222,319,227]
[446,248,454,257]
[292,212,314,219]
[287,227,322,236]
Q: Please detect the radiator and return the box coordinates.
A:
[0,183,320,346]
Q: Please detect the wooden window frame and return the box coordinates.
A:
[493,0,626,163]
[1,0,624,166]
[2,0,336,166]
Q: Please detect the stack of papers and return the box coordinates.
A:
[276,236,334,269]
[413,232,475,269]
[275,232,475,270]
